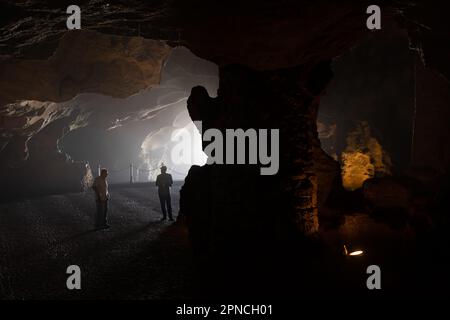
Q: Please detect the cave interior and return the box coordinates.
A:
[1,0,450,300]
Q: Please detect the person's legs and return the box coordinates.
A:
[95,201,102,228]
[166,194,173,220]
[95,201,109,229]
[102,200,108,227]
[159,193,167,219]
[96,201,106,228]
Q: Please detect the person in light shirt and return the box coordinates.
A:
[92,168,110,230]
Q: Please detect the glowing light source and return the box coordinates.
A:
[343,245,364,257]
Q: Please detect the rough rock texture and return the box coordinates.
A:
[402,0,450,82]
[0,99,91,199]
[312,145,342,209]
[363,177,411,209]
[0,30,171,104]
[180,61,334,263]
[411,56,450,173]
[2,1,446,77]
[0,30,171,199]
[177,1,377,70]
[362,176,434,232]
[0,0,177,59]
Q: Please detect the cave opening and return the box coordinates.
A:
[59,46,218,184]
[0,46,219,198]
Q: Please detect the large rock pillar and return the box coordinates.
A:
[180,61,334,258]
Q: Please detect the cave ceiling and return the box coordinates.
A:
[1,1,446,69]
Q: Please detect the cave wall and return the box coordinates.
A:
[0,30,171,200]
[411,57,450,174]
[0,101,89,199]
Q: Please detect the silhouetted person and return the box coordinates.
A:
[92,168,110,230]
[156,166,173,221]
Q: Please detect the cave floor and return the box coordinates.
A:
[1,182,449,300]
[0,182,194,300]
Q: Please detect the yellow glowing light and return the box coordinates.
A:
[349,250,364,256]
[343,245,364,257]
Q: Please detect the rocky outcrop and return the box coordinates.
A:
[0,104,90,200]
[180,61,335,262]
[363,177,412,209]
[0,30,171,104]
[362,175,435,231]
[313,145,342,209]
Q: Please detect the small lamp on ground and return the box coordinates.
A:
[343,244,364,257]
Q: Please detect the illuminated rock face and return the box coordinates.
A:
[0,99,91,198]
[341,121,392,191]
[0,30,171,104]
[0,31,169,199]
[342,151,373,190]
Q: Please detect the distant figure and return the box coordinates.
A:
[92,168,110,230]
[156,166,173,221]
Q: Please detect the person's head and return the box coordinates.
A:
[160,166,167,174]
[100,168,108,178]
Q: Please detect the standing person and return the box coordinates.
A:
[156,165,173,221]
[92,168,110,230]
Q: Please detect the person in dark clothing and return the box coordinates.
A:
[156,165,173,221]
[92,168,110,230]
